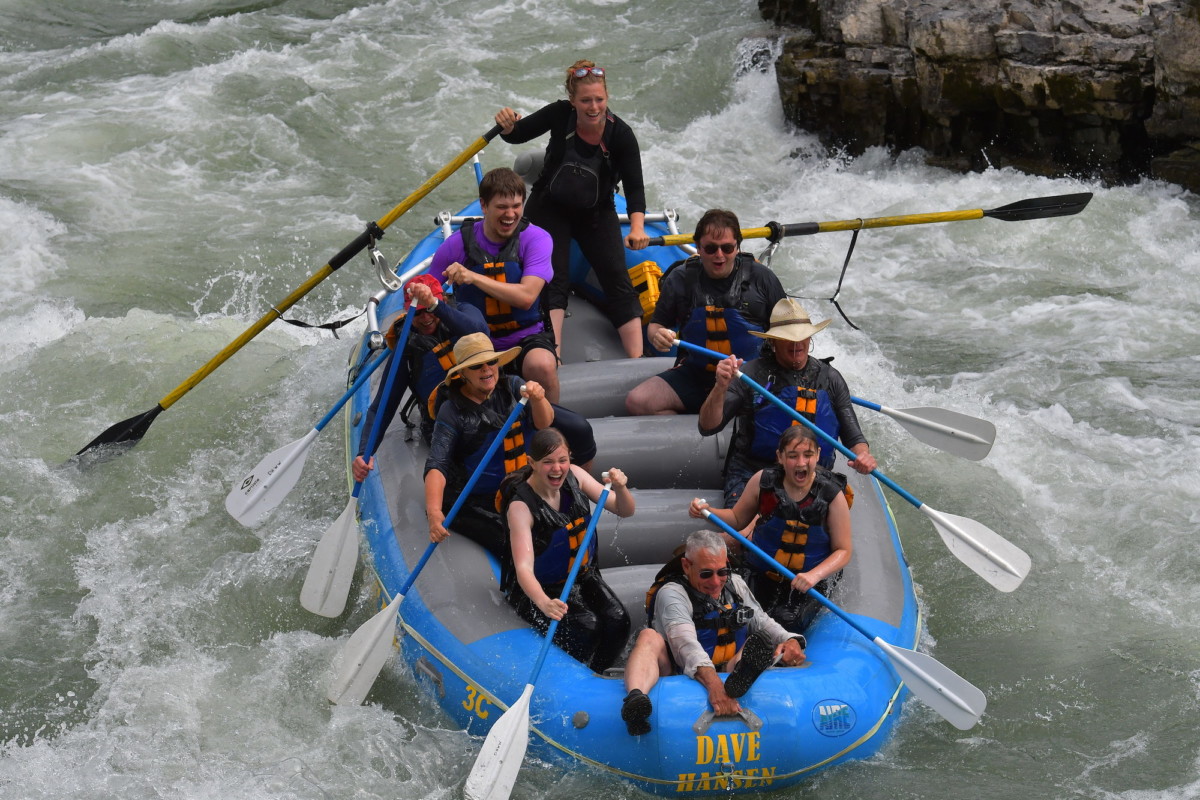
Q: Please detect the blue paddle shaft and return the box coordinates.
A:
[443,396,529,528]
[529,484,611,681]
[313,349,390,433]
[701,509,873,643]
[673,339,923,510]
[352,300,420,501]
[851,395,882,412]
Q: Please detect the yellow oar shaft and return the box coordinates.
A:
[158,127,500,412]
[158,265,335,409]
[377,132,494,229]
[656,208,987,247]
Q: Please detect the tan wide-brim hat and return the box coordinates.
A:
[442,332,521,385]
[750,298,832,342]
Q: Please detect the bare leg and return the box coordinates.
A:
[522,347,560,404]
[625,375,685,416]
[624,628,671,695]
[616,317,644,359]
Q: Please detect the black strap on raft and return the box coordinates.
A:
[787,223,862,331]
[828,227,861,331]
[278,222,386,335]
[277,311,363,336]
[398,393,420,441]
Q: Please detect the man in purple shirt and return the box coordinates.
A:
[429,167,560,402]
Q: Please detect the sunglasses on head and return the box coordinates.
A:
[467,358,500,371]
[701,242,737,255]
[573,66,605,78]
[697,567,732,580]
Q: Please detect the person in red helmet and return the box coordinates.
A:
[352,274,488,482]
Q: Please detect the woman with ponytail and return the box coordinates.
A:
[500,427,635,672]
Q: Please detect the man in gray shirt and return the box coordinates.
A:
[619,529,806,736]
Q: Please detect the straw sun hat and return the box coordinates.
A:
[749,298,832,342]
[442,333,520,384]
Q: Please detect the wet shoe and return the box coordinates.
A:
[724,632,776,698]
[621,689,652,736]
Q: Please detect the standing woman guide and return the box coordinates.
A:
[495,59,650,359]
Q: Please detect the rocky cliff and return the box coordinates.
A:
[760,0,1200,191]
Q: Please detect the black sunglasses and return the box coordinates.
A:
[697,567,732,579]
[467,358,500,371]
[701,242,737,255]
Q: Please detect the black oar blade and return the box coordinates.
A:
[75,405,164,456]
[984,192,1092,222]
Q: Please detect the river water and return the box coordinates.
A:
[2,1,1198,798]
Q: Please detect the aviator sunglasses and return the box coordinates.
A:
[572,66,605,78]
[696,567,732,579]
[701,242,737,255]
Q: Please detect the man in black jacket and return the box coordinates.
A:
[625,209,785,416]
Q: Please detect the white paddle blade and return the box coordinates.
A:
[464,683,534,800]
[326,593,403,706]
[224,430,318,527]
[883,406,996,461]
[301,500,360,617]
[921,505,1031,593]
[874,638,985,730]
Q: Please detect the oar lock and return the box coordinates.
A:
[369,246,402,292]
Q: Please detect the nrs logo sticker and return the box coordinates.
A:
[813,700,855,736]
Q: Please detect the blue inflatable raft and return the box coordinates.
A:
[342,188,920,796]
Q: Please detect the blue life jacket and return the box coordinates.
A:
[506,472,596,590]
[457,378,530,497]
[409,328,455,422]
[747,466,845,579]
[645,560,753,671]
[455,220,542,339]
[749,380,841,469]
[676,255,765,371]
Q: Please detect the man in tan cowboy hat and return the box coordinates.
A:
[697,297,876,507]
[352,274,489,482]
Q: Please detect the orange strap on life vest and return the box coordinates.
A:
[482,263,520,334]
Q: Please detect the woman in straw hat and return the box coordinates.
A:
[424,333,596,558]
[697,297,876,508]
[690,424,853,636]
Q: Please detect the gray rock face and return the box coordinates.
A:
[761,0,1200,191]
